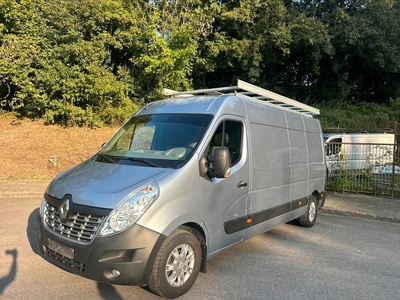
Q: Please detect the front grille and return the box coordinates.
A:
[44,202,104,244]
[45,246,85,272]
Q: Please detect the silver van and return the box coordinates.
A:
[324,133,395,173]
[36,80,326,299]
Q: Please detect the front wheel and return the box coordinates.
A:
[298,196,318,227]
[148,229,202,299]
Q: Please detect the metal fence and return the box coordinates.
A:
[325,142,400,197]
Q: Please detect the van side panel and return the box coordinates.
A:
[250,123,291,209]
[245,102,292,238]
[304,118,325,195]
[243,101,325,239]
[247,103,291,208]
[289,134,308,200]
[287,114,308,202]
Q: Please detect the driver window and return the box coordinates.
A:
[209,120,243,166]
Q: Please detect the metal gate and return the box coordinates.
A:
[325,141,400,197]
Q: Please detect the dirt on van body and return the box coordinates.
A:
[0,115,117,180]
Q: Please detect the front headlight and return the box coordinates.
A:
[98,182,159,236]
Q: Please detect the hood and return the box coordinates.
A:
[46,160,172,209]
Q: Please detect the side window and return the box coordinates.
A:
[326,138,342,156]
[209,120,243,166]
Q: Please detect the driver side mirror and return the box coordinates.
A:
[207,148,231,178]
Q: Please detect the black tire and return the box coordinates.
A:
[148,229,202,299]
[298,196,318,227]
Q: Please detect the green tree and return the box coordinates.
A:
[197,0,292,87]
[134,0,218,97]
[196,0,334,100]
[1,0,400,127]
[0,0,146,125]
[294,0,400,104]
[271,10,334,102]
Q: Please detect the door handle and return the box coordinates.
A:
[237,181,248,188]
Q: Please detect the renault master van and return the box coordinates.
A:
[37,80,326,299]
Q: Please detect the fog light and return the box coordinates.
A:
[111,269,121,278]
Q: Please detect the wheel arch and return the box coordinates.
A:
[311,189,326,209]
[178,223,207,273]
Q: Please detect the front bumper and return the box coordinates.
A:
[36,213,166,286]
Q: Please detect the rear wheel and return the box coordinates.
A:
[148,229,201,299]
[298,196,318,227]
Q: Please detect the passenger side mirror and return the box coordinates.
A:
[207,148,231,178]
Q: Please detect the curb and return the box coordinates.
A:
[320,207,400,224]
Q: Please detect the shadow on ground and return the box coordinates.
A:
[0,249,18,295]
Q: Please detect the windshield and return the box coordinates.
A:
[96,114,212,168]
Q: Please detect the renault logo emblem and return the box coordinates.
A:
[59,198,70,222]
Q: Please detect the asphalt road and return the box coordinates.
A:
[1,196,400,300]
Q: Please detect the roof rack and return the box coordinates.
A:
[162,79,319,117]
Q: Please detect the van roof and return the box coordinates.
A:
[162,80,319,118]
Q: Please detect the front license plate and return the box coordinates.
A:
[47,238,74,260]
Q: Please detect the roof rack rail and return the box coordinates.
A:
[162,79,319,117]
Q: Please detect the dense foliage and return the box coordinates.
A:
[1,0,399,127]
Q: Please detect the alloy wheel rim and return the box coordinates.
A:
[309,201,316,222]
[165,244,195,287]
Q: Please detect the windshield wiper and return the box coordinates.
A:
[125,157,160,168]
[96,153,116,164]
